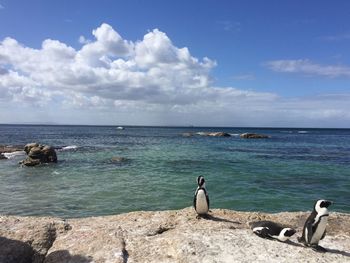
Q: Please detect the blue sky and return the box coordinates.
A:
[0,0,349,127]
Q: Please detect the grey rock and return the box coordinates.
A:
[1,209,349,263]
[240,133,270,139]
[196,132,231,137]
[20,143,57,166]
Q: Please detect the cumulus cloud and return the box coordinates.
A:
[0,23,349,127]
[265,59,350,78]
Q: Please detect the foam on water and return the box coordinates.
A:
[3,151,25,159]
[61,145,78,151]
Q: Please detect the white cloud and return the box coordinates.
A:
[265,59,350,78]
[0,23,349,127]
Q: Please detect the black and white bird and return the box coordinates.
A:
[193,176,210,216]
[250,220,296,242]
[298,199,333,252]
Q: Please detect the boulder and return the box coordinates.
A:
[240,133,269,139]
[196,132,231,137]
[24,143,39,155]
[0,216,67,263]
[0,237,35,263]
[20,143,57,166]
[208,132,231,137]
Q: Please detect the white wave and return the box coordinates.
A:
[3,151,26,159]
[230,133,240,136]
[298,131,308,134]
[61,145,78,151]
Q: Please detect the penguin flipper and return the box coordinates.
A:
[193,190,198,210]
[253,228,271,239]
[306,223,314,244]
[205,192,210,210]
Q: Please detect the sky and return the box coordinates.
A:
[0,0,349,127]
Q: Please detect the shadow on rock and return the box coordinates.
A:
[321,248,350,257]
[0,236,35,263]
[284,240,305,248]
[45,250,93,263]
[202,214,242,225]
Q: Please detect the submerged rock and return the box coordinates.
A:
[110,156,130,164]
[20,143,57,166]
[240,133,270,139]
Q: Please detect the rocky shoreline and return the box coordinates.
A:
[1,207,349,263]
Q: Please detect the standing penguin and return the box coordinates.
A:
[298,199,333,252]
[193,176,209,216]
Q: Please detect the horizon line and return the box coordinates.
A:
[0,123,349,129]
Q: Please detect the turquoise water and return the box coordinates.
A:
[0,125,349,218]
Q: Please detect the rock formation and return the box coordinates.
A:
[0,145,24,160]
[20,143,57,166]
[240,133,270,139]
[0,208,349,263]
[196,132,231,137]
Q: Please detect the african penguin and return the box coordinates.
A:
[193,176,210,216]
[298,199,333,252]
[250,220,296,242]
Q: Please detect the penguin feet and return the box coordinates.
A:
[311,245,327,253]
[196,214,210,220]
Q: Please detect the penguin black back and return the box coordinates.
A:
[250,220,296,242]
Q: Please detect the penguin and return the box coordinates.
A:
[193,176,209,216]
[249,220,296,242]
[298,199,333,252]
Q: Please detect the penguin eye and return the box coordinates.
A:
[320,201,326,208]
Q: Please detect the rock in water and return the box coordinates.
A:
[20,143,57,166]
[196,132,231,137]
[0,145,24,160]
[240,133,269,139]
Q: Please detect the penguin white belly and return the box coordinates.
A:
[196,190,208,214]
[311,216,328,244]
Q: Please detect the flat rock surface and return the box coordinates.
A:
[1,208,349,263]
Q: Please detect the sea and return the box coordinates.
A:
[0,125,349,218]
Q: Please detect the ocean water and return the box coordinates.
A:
[0,125,349,218]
